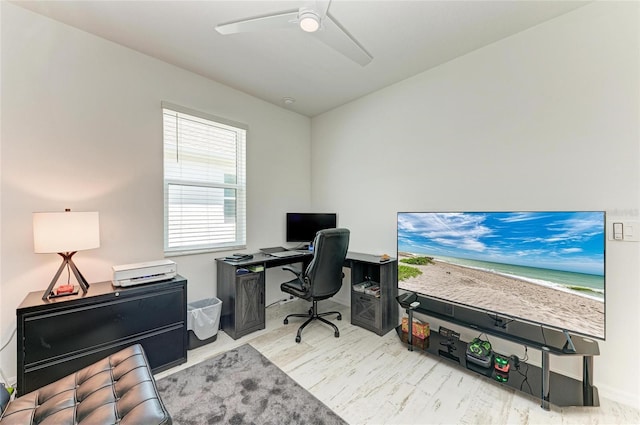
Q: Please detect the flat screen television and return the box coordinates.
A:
[397,211,605,340]
[286,213,337,244]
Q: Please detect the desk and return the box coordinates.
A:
[216,252,398,339]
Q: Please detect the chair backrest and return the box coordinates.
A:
[304,228,350,299]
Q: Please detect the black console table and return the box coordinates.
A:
[16,276,187,395]
[397,294,599,410]
[216,251,398,339]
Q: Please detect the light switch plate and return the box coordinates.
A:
[608,220,640,241]
[623,221,640,241]
[613,222,623,240]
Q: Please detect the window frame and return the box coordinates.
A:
[162,102,247,256]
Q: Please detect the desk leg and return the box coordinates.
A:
[583,355,594,406]
[541,346,550,410]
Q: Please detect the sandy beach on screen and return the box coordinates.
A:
[399,255,605,338]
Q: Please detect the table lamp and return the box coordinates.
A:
[33,209,100,300]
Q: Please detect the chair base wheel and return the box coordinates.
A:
[282,302,342,343]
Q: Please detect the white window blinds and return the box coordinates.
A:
[163,104,247,254]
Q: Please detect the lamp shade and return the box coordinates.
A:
[33,211,100,253]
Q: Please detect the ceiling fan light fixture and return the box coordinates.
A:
[298,9,320,32]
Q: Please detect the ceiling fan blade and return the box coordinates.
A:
[216,10,298,35]
[315,0,331,18]
[313,13,372,66]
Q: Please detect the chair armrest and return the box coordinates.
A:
[282,265,302,277]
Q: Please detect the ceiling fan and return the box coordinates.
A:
[215,0,372,66]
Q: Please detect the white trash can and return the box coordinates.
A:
[186,297,222,350]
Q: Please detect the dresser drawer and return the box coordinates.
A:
[23,288,184,365]
[21,325,185,394]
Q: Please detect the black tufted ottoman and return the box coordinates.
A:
[0,344,171,425]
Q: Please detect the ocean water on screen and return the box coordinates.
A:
[434,255,604,301]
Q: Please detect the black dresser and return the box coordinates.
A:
[16,276,187,395]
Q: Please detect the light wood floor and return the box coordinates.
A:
[156,299,640,424]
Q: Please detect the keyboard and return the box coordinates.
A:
[260,246,287,254]
[270,250,305,258]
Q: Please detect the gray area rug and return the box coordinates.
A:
[156,344,347,425]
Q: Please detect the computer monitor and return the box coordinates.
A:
[286,213,337,244]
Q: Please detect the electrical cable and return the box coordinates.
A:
[266,297,294,308]
[486,313,514,329]
[266,299,284,308]
[476,332,492,349]
[0,328,16,353]
[513,346,532,394]
[502,318,515,327]
[0,327,17,387]
[517,362,533,394]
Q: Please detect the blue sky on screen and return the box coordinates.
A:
[397,212,605,275]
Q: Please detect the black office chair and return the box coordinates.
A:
[280,228,350,343]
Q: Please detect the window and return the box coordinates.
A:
[163,103,247,254]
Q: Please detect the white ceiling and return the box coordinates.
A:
[13,0,589,117]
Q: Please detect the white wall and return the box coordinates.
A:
[0,3,311,381]
[311,2,639,407]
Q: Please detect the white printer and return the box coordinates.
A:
[112,259,177,287]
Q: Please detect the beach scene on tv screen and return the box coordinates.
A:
[397,211,605,339]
